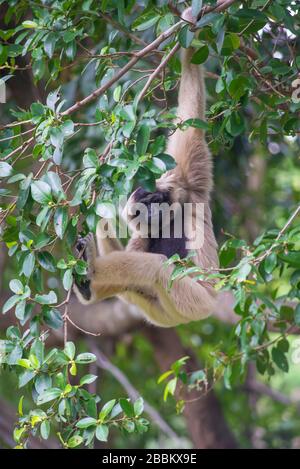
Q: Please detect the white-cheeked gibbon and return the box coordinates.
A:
[74,9,219,327]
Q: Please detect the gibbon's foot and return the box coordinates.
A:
[75,236,87,260]
[75,233,96,277]
[73,234,96,302]
[75,233,94,261]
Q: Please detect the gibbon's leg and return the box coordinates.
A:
[74,249,217,327]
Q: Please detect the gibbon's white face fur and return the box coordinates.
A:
[73,7,219,327]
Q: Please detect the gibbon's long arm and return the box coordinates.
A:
[161,46,213,197]
[74,9,219,327]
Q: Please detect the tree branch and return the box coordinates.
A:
[61,0,237,117]
[245,379,300,413]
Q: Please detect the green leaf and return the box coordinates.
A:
[35,291,57,305]
[178,25,194,48]
[22,20,38,28]
[191,45,209,64]
[43,307,63,329]
[163,377,177,401]
[99,399,116,422]
[37,388,61,404]
[37,252,57,272]
[225,111,245,137]
[9,279,23,295]
[2,295,21,314]
[76,417,97,429]
[183,118,209,131]
[35,374,52,394]
[75,353,97,364]
[0,162,13,178]
[19,370,35,388]
[17,359,32,369]
[63,268,73,291]
[132,14,160,31]
[83,148,98,169]
[15,300,26,320]
[196,12,220,28]
[278,251,300,268]
[236,262,251,281]
[44,171,64,199]
[7,344,23,365]
[264,253,277,274]
[157,370,173,384]
[68,435,83,448]
[192,0,203,18]
[44,32,57,58]
[119,398,135,417]
[228,76,250,100]
[31,181,52,204]
[272,347,289,373]
[136,125,150,156]
[22,251,35,278]
[113,85,122,103]
[70,361,77,376]
[40,420,50,439]
[224,364,232,390]
[54,207,68,239]
[155,153,176,170]
[95,424,109,442]
[123,420,135,433]
[18,396,24,416]
[80,374,98,386]
[134,397,144,417]
[64,341,76,360]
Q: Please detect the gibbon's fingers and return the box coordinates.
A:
[75,233,97,275]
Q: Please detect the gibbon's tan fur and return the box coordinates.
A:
[74,9,219,327]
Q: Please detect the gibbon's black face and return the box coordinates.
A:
[131,186,188,259]
[132,186,171,229]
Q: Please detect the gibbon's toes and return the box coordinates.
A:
[75,234,93,262]
[181,7,197,25]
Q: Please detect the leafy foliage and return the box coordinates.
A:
[0,0,299,449]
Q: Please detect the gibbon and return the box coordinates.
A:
[74,8,219,327]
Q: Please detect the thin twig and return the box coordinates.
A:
[136,43,180,105]
[1,136,35,161]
